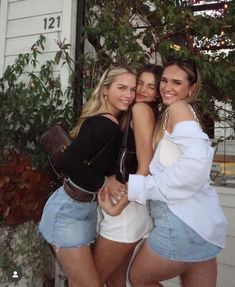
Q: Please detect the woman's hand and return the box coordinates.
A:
[104,175,126,202]
[98,188,129,216]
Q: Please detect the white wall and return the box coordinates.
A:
[0,0,77,89]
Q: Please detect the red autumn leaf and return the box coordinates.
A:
[0,205,5,213]
[3,206,10,218]
[22,170,34,182]
[10,192,21,209]
[0,176,10,187]
[2,191,14,204]
[5,206,26,225]
[0,149,51,225]
[24,183,34,193]
[15,162,26,174]
[18,182,30,189]
[0,167,5,176]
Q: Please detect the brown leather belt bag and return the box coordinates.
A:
[64,180,97,202]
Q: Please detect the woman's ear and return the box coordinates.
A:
[103,87,108,97]
[189,83,196,96]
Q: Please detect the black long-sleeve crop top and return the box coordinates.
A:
[59,115,122,192]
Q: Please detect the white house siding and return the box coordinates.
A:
[162,186,235,287]
[0,0,77,89]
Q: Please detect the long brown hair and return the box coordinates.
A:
[136,64,163,121]
[153,58,201,148]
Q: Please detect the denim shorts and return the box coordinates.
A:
[147,201,221,262]
[38,186,98,248]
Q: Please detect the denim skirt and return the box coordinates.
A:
[147,201,221,262]
[38,186,97,248]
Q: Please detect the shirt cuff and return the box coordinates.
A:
[128,174,147,204]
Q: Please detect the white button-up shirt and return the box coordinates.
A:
[128,121,227,248]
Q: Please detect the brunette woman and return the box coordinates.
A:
[95,64,163,286]
[127,59,227,287]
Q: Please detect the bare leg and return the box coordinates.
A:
[180,258,217,287]
[53,245,101,287]
[105,251,133,287]
[129,241,190,286]
[93,235,138,285]
[104,240,161,287]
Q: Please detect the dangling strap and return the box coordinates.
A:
[84,132,118,166]
[162,108,169,135]
[187,104,199,123]
[83,112,119,166]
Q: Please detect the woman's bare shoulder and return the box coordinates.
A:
[132,102,154,115]
[169,101,195,126]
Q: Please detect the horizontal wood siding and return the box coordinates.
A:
[0,0,77,89]
[8,0,63,20]
[5,32,61,55]
[5,51,61,72]
[7,13,62,38]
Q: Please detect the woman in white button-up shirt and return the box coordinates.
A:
[126,59,228,287]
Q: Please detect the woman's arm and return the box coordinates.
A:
[132,102,155,175]
[99,102,156,215]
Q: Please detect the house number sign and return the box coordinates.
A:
[43,16,61,30]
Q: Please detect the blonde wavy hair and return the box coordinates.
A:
[153,58,201,148]
[70,66,136,138]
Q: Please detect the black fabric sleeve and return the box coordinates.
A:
[58,116,122,192]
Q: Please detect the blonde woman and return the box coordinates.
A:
[127,59,227,287]
[38,66,136,287]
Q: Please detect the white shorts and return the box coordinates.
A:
[97,202,153,243]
